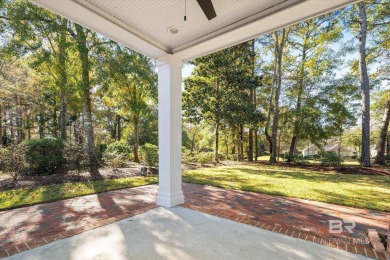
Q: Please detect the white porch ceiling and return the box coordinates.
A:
[81,0,304,51]
[30,0,361,61]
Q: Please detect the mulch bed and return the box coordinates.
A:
[183,160,390,176]
[0,163,143,192]
[251,161,390,176]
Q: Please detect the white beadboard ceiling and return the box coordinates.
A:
[30,0,362,60]
[81,0,302,51]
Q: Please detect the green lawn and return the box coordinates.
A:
[0,176,158,211]
[183,164,390,212]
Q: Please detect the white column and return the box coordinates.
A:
[156,54,185,207]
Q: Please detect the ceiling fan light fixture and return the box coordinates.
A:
[168,27,179,34]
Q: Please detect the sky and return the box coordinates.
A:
[182,63,195,78]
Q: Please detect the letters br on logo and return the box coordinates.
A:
[328,220,356,234]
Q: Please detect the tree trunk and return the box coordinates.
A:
[0,104,2,143]
[271,29,287,163]
[338,134,342,156]
[248,40,255,162]
[38,115,44,139]
[117,114,121,141]
[265,44,277,155]
[254,73,259,161]
[248,87,254,161]
[358,2,371,167]
[248,129,253,161]
[75,24,97,165]
[278,129,282,161]
[225,133,229,160]
[52,107,58,138]
[59,19,68,141]
[375,93,390,164]
[15,95,23,143]
[254,130,258,161]
[133,114,140,163]
[237,126,241,161]
[288,42,306,159]
[191,132,195,153]
[214,119,220,162]
[240,124,244,161]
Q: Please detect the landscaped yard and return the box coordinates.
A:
[183,164,390,212]
[1,162,389,212]
[0,176,157,211]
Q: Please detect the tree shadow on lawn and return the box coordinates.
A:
[88,167,104,181]
[311,188,390,213]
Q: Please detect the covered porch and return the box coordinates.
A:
[1,183,388,259]
[29,0,361,208]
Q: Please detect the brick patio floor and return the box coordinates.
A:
[181,183,390,260]
[0,183,389,259]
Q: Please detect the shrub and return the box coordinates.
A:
[197,152,214,165]
[0,145,27,181]
[139,143,159,167]
[22,138,65,175]
[64,143,88,171]
[284,154,308,165]
[106,141,132,160]
[182,149,195,164]
[217,153,227,161]
[102,151,127,168]
[319,151,344,167]
[96,144,108,160]
[383,154,390,166]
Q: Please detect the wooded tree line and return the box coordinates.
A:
[183,0,390,166]
[0,0,389,167]
[0,0,157,165]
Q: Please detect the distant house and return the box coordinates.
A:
[302,143,355,158]
[370,146,378,157]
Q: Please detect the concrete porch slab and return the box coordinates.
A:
[7,207,368,260]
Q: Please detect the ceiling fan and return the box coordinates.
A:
[196,0,217,20]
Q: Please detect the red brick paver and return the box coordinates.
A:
[182,183,390,259]
[1,183,389,259]
[0,185,158,257]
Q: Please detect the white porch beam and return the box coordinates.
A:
[156,54,185,208]
[173,0,361,60]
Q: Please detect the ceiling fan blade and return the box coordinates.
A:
[196,0,217,20]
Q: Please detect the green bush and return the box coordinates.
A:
[0,145,27,181]
[197,152,214,165]
[217,153,227,161]
[182,149,195,164]
[105,141,132,160]
[140,143,159,167]
[284,154,308,165]
[22,138,65,175]
[102,151,127,168]
[383,154,390,166]
[64,143,88,171]
[319,151,344,167]
[231,154,238,161]
[96,144,108,160]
